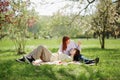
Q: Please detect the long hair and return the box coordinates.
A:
[62,36,70,51]
[73,48,81,61]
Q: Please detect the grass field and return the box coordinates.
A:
[0,38,120,80]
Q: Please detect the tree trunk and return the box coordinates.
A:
[101,34,105,49]
[101,23,106,49]
[17,43,26,54]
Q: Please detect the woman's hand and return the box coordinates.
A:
[78,40,81,46]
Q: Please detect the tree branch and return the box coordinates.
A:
[87,0,96,4]
[68,0,96,26]
[112,0,119,3]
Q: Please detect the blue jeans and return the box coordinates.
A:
[79,55,94,64]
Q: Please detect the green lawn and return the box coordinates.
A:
[0,38,120,80]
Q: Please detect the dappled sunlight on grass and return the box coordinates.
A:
[0,58,102,80]
[0,39,120,80]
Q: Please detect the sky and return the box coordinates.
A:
[29,0,97,16]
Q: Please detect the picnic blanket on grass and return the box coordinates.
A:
[32,59,82,66]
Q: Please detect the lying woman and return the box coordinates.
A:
[16,45,73,63]
[16,45,99,65]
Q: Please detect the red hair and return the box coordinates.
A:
[62,36,70,51]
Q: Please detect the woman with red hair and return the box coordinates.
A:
[58,36,99,65]
[58,36,81,56]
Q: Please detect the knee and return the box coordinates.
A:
[38,45,45,49]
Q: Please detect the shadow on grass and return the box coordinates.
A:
[0,49,15,53]
[57,67,76,79]
[0,48,119,54]
[50,48,59,53]
[0,60,58,80]
[83,47,120,52]
[50,47,120,53]
[82,65,105,80]
[0,59,104,80]
[0,60,14,80]
[19,65,58,80]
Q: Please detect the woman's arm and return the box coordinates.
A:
[72,40,81,52]
[77,40,82,52]
[77,40,81,47]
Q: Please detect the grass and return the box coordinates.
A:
[0,38,120,80]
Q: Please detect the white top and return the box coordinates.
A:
[32,53,73,66]
[50,53,72,62]
[32,53,82,66]
[58,40,81,55]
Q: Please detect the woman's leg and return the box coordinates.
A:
[80,56,99,65]
[25,45,52,62]
[80,55,94,64]
[16,45,52,63]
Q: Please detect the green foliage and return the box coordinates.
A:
[35,10,95,38]
[91,0,118,49]
[10,1,28,54]
[49,12,71,37]
[8,0,41,54]
[0,39,120,80]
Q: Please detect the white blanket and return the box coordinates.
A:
[32,59,81,66]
